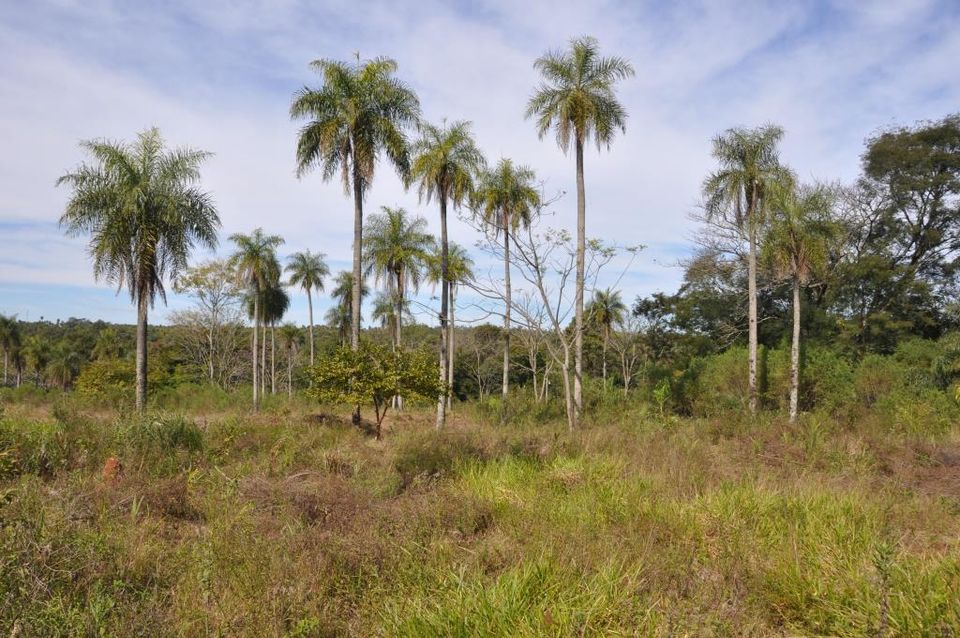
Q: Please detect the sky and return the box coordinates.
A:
[1,0,958,327]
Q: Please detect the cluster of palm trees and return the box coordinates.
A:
[703,126,834,422]
[291,37,634,427]
[53,37,636,421]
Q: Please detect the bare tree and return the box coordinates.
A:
[170,261,247,388]
[470,218,628,430]
[609,313,645,396]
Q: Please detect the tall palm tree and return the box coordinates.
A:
[526,36,634,425]
[286,250,329,365]
[474,158,541,407]
[0,315,21,386]
[230,228,284,410]
[426,243,474,407]
[410,120,485,428]
[58,128,220,411]
[765,184,834,422]
[291,55,420,354]
[703,125,793,413]
[586,288,627,387]
[327,270,370,346]
[363,206,433,355]
[245,281,290,397]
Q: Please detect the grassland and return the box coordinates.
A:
[1,395,959,636]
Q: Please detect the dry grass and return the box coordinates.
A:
[1,400,959,636]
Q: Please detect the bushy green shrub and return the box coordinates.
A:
[688,346,750,417]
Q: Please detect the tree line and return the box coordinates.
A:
[2,38,958,430]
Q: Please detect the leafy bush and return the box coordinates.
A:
[688,346,751,417]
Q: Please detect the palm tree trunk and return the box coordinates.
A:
[502,216,511,422]
[261,323,267,398]
[135,292,148,412]
[395,270,404,411]
[573,136,586,424]
[252,297,259,411]
[447,285,455,410]
[790,276,801,423]
[271,324,276,395]
[351,166,363,352]
[307,288,315,366]
[602,328,609,388]
[436,194,449,429]
[748,220,759,414]
[288,346,293,400]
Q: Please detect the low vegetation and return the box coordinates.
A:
[1,388,958,636]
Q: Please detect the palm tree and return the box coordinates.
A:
[371,293,414,340]
[0,315,21,386]
[526,36,634,425]
[410,120,485,428]
[586,288,627,387]
[46,343,79,391]
[426,243,474,407]
[327,270,370,346]
[291,55,420,354]
[363,206,433,355]
[703,125,793,413]
[286,250,329,365]
[474,158,541,407]
[278,323,301,398]
[22,335,50,387]
[92,326,125,360]
[263,284,291,396]
[765,184,834,422]
[230,228,284,410]
[58,128,220,411]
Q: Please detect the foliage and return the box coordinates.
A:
[307,342,443,438]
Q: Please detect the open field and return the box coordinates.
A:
[2,395,959,637]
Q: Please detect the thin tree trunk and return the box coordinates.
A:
[395,270,404,411]
[208,324,215,382]
[502,217,511,422]
[135,292,148,412]
[602,329,608,388]
[790,276,801,423]
[561,350,575,432]
[261,323,267,397]
[447,285,455,410]
[748,219,759,414]
[252,297,259,411]
[436,194,449,429]
[288,346,293,399]
[307,288,315,366]
[271,324,276,395]
[351,164,363,424]
[573,137,586,424]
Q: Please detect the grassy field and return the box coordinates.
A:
[2,396,959,636]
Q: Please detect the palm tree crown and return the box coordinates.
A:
[525,36,635,153]
[702,125,793,233]
[291,56,421,188]
[287,251,329,296]
[587,288,627,334]
[363,207,433,296]
[230,229,284,297]
[474,158,541,237]
[58,128,220,307]
[765,185,835,285]
[410,120,485,207]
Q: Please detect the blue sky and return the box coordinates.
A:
[1,0,958,325]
